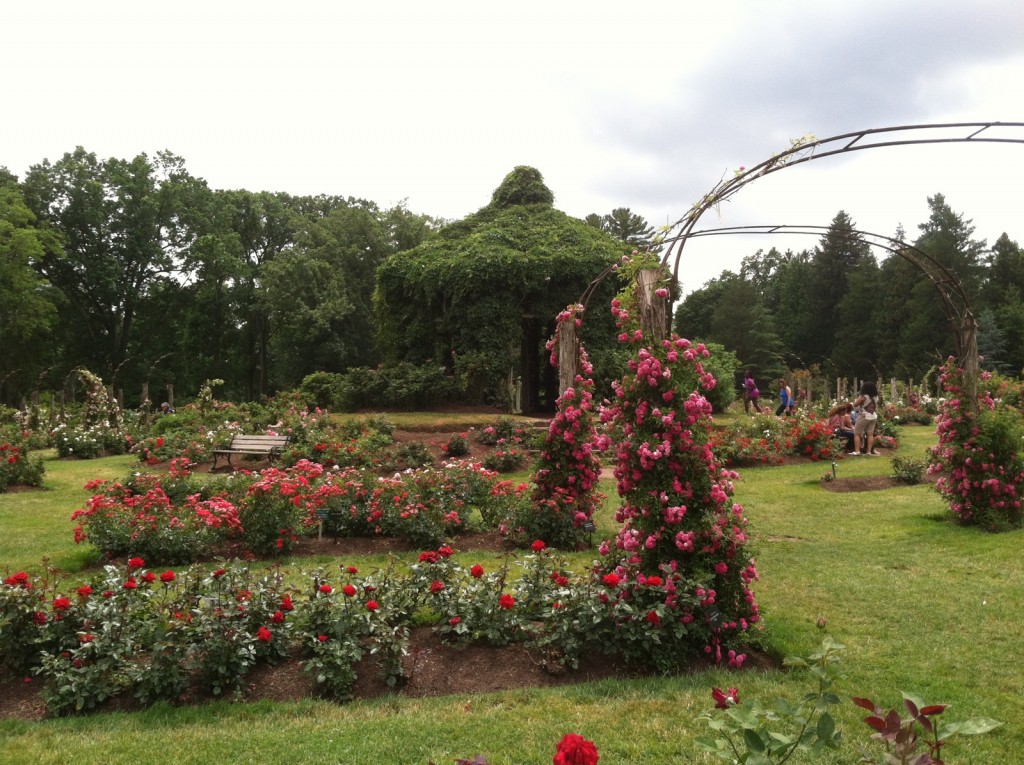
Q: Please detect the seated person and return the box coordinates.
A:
[827,403,855,453]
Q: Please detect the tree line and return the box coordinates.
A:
[3,145,1018,408]
[673,197,1024,388]
[1,148,441,406]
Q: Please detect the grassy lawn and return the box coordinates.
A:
[2,425,1022,764]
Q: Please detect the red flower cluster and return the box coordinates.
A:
[553,733,599,765]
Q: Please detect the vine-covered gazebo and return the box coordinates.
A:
[375,166,628,412]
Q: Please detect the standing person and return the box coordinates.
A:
[851,381,880,455]
[775,378,794,416]
[827,402,855,453]
[742,370,763,414]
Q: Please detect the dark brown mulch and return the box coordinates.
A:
[0,627,776,721]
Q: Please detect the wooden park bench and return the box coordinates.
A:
[211,434,290,470]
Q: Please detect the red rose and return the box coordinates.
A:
[123,578,138,590]
[366,600,379,611]
[280,594,294,611]
[429,580,445,594]
[127,557,145,570]
[553,733,600,765]
[142,571,156,583]
[76,585,93,598]
[256,626,272,642]
[212,568,226,579]
[499,593,516,610]
[470,564,484,578]
[531,540,547,552]
[645,576,663,587]
[437,545,454,558]
[271,611,285,623]
[317,635,328,642]
[319,584,333,594]
[601,573,621,588]
[645,610,661,626]
[346,566,359,574]
[160,570,176,583]
[342,584,357,597]
[52,597,71,611]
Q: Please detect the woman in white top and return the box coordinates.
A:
[851,381,880,455]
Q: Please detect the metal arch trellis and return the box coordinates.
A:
[683,224,979,364]
[659,121,1024,283]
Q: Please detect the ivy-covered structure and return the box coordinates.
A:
[375,167,628,412]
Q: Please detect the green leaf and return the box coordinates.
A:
[743,728,767,754]
[939,717,1004,738]
[816,712,836,740]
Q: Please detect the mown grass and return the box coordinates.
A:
[2,424,1023,764]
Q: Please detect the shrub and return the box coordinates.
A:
[440,433,470,458]
[597,260,760,670]
[482,447,526,473]
[71,472,236,564]
[929,359,1024,531]
[0,440,45,492]
[891,455,926,485]
[522,304,606,550]
[394,441,435,470]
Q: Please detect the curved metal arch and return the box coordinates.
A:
[660,122,1024,283]
[682,224,976,358]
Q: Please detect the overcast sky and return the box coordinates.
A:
[5,0,1023,292]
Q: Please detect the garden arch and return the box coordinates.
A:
[657,122,1024,404]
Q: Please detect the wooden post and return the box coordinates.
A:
[636,269,667,344]
[557,317,578,397]
[166,384,174,409]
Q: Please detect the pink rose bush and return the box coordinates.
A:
[595,262,760,670]
[929,358,1024,530]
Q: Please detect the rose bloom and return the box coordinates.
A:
[271,610,285,623]
[449,616,462,626]
[645,610,661,626]
[645,576,664,587]
[601,573,621,588]
[345,566,359,574]
[470,564,485,578]
[319,584,333,594]
[76,585,93,598]
[437,545,454,557]
[419,551,440,564]
[123,577,138,590]
[52,597,71,611]
[499,593,516,610]
[280,594,294,611]
[531,539,547,552]
[366,600,379,612]
[127,557,145,570]
[317,634,329,643]
[141,571,156,584]
[712,687,740,709]
[553,733,600,765]
[256,626,273,643]
[342,584,357,597]
[160,570,176,583]
[429,579,445,594]
[212,568,226,579]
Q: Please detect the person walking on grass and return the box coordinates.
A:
[743,370,764,414]
[851,380,880,455]
[775,378,794,416]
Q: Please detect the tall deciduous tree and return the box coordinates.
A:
[22,148,203,380]
[0,171,59,402]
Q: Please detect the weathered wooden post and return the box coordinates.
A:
[636,268,668,344]
[557,315,579,398]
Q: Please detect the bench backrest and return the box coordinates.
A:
[227,434,291,450]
